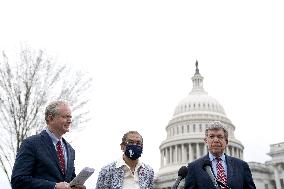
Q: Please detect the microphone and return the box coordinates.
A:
[202,160,220,189]
[171,166,188,189]
[202,160,231,189]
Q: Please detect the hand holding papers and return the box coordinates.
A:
[70,167,95,187]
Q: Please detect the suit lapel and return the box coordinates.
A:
[63,138,72,178]
[40,130,65,177]
[225,155,234,188]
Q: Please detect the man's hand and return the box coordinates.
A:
[55,182,72,189]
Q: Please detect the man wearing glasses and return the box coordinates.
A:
[95,131,154,189]
[184,121,256,189]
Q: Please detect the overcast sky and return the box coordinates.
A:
[1,0,284,188]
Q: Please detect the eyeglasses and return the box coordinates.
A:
[207,135,225,141]
[125,139,143,146]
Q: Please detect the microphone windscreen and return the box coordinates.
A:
[177,166,188,178]
[202,160,212,169]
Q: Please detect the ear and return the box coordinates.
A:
[120,144,125,151]
[47,115,54,122]
[204,138,208,144]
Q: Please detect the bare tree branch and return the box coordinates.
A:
[0,45,92,184]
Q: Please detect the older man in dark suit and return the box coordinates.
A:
[184,121,256,189]
[11,101,85,189]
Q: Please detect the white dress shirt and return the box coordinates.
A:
[116,156,144,189]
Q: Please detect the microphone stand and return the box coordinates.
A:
[172,166,188,189]
[202,160,230,189]
[171,177,182,189]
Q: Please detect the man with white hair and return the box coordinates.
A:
[184,121,256,189]
[11,101,86,189]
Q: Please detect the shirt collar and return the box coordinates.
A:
[208,152,226,162]
[45,128,62,144]
[116,155,144,169]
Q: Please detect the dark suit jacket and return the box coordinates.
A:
[11,130,76,189]
[184,154,256,189]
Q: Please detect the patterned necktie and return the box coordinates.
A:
[56,141,65,174]
[216,157,227,189]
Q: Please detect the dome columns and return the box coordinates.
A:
[159,141,243,169]
[155,63,244,188]
[160,142,210,168]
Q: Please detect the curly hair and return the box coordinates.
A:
[205,121,228,140]
[121,131,143,145]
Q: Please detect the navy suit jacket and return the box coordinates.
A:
[184,154,256,189]
[11,130,76,189]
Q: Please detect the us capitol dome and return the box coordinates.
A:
[154,61,244,189]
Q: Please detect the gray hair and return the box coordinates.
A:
[205,121,228,140]
[45,100,68,123]
[121,131,143,145]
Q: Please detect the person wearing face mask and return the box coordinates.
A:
[95,131,154,189]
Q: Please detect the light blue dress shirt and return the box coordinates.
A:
[45,128,68,169]
[208,152,227,177]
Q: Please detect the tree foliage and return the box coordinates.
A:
[0,45,92,183]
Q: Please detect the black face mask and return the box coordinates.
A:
[124,144,143,160]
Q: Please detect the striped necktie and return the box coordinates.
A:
[216,157,227,188]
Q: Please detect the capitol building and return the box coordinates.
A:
[154,62,284,189]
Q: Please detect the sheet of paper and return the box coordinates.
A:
[69,167,95,187]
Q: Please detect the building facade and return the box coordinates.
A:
[154,62,284,189]
[249,142,284,189]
